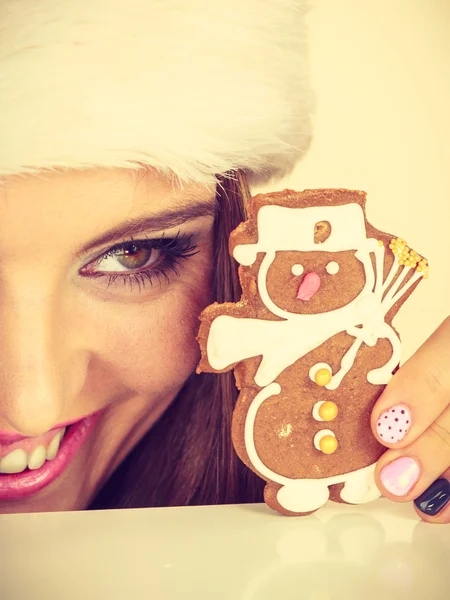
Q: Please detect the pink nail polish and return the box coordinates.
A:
[376,404,411,443]
[380,457,420,496]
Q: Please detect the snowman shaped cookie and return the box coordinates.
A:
[197,189,428,515]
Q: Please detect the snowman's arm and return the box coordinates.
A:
[346,325,377,347]
[326,337,364,390]
[327,317,391,390]
[367,324,402,385]
[326,321,376,390]
[373,242,386,298]
[206,315,284,373]
[328,324,401,389]
[382,269,423,314]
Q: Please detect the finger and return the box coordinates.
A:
[375,403,450,505]
[371,316,450,448]
[413,468,450,523]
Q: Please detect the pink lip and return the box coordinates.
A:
[0,411,102,501]
[0,414,95,444]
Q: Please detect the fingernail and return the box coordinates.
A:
[380,457,420,496]
[376,404,411,443]
[414,478,450,516]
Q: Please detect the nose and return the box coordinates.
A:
[296,272,321,301]
[0,289,89,436]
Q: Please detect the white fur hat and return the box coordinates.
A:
[0,0,313,185]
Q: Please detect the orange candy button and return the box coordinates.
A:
[314,368,332,386]
[319,435,338,455]
[318,401,338,421]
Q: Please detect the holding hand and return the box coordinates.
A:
[372,317,450,522]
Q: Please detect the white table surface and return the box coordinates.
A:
[1,499,449,600]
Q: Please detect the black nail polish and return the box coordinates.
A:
[414,478,450,516]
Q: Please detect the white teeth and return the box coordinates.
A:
[46,429,65,461]
[0,448,28,474]
[28,445,47,470]
[0,427,67,474]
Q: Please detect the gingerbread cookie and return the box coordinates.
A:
[197,189,428,515]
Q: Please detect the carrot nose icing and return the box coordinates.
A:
[296,272,321,301]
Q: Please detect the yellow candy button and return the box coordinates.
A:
[319,435,338,455]
[318,401,338,422]
[314,368,332,387]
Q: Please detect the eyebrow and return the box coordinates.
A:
[80,198,217,254]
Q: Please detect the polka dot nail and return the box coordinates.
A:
[376,405,411,443]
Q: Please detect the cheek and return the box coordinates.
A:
[91,284,210,396]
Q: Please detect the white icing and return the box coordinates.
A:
[207,203,423,507]
[277,480,330,513]
[326,261,339,275]
[233,244,254,267]
[210,248,381,387]
[244,382,286,485]
[233,203,369,265]
[258,251,296,321]
[387,269,422,311]
[244,385,381,512]
[313,429,335,451]
[209,205,422,389]
[366,323,401,384]
[356,244,376,294]
[308,362,331,383]
[326,338,363,390]
[277,464,381,512]
[276,465,381,513]
[291,263,304,276]
[383,265,411,306]
[382,257,401,293]
[312,401,326,422]
[339,463,382,504]
[356,293,378,316]
[374,243,385,298]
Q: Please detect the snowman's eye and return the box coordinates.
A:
[326,261,339,275]
[291,263,304,276]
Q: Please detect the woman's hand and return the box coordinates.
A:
[372,316,450,523]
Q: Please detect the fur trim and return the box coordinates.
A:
[0,0,314,184]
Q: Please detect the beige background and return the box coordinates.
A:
[255,0,450,362]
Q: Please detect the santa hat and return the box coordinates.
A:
[0,0,314,185]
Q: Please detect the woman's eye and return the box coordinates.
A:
[79,233,199,294]
[94,244,161,273]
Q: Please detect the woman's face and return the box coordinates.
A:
[0,168,215,513]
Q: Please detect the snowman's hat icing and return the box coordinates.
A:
[233,203,373,266]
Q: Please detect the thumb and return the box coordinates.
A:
[371,316,450,447]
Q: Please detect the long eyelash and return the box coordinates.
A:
[87,232,198,292]
[106,262,178,292]
[99,230,199,264]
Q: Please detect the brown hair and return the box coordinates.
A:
[88,171,264,510]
